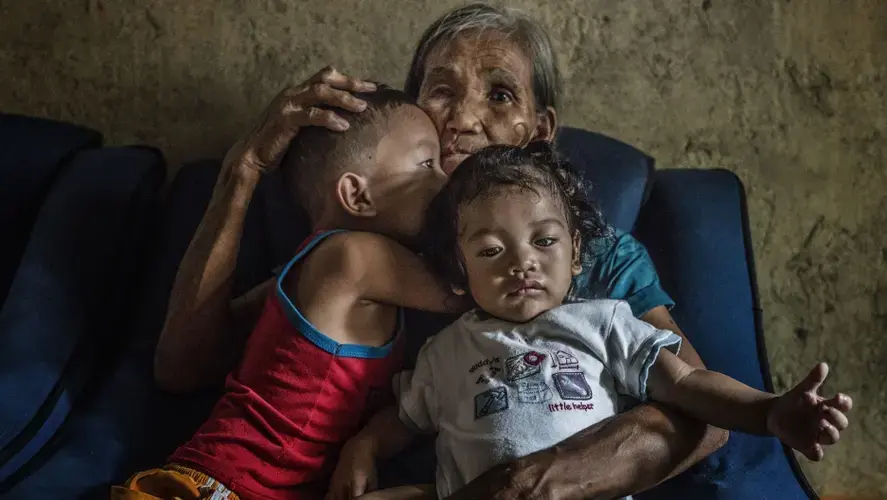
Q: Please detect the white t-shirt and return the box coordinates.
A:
[395,299,682,499]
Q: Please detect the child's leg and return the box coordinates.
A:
[358,484,436,500]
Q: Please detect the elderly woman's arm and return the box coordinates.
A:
[154,68,376,393]
[448,306,728,500]
[153,162,257,394]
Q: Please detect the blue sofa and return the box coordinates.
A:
[0,114,166,491]
[0,115,816,499]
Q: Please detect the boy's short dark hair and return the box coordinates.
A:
[422,142,613,290]
[280,84,417,222]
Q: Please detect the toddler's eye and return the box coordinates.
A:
[535,237,557,247]
[420,159,435,169]
[478,247,502,258]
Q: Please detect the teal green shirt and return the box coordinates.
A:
[572,228,674,317]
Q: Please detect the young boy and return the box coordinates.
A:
[112,86,462,499]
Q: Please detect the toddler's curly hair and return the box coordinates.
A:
[422,141,613,290]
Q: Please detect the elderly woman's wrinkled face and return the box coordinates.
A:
[418,30,557,175]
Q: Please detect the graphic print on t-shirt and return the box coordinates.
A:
[505,351,547,381]
[471,347,595,417]
[552,372,593,400]
[475,387,509,419]
[517,380,552,403]
[554,350,579,370]
[469,357,500,373]
[547,351,557,368]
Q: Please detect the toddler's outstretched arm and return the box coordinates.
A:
[648,352,853,461]
[327,406,418,500]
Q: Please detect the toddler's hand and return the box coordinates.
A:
[767,362,853,461]
[327,436,378,500]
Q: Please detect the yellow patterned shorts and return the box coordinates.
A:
[110,464,240,500]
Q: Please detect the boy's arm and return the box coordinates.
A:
[328,406,420,500]
[340,232,469,313]
[648,351,853,461]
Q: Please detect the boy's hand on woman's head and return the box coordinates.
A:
[767,362,853,461]
[223,66,377,180]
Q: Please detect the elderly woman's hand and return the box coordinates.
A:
[222,66,376,179]
[444,451,561,500]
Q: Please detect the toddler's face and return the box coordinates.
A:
[457,186,580,322]
[369,105,447,240]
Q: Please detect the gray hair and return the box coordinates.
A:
[404,3,562,113]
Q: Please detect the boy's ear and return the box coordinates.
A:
[336,172,376,218]
[532,106,558,143]
[571,230,583,276]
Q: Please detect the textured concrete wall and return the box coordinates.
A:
[2,0,884,496]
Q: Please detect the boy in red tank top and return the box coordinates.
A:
[112,86,463,500]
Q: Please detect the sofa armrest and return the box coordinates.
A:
[633,169,816,500]
[0,147,164,486]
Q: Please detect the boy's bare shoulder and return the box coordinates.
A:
[296,231,400,290]
[324,230,397,249]
[313,231,400,265]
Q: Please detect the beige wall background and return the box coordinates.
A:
[2,0,885,497]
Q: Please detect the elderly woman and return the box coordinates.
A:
[156,4,727,499]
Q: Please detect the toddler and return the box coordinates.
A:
[328,142,854,500]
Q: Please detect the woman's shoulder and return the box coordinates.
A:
[572,227,674,315]
[582,227,646,260]
[575,227,651,288]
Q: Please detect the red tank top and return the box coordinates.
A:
[169,230,405,499]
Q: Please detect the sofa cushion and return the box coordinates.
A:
[0,114,102,305]
[0,160,266,498]
[0,147,164,487]
[556,126,653,232]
